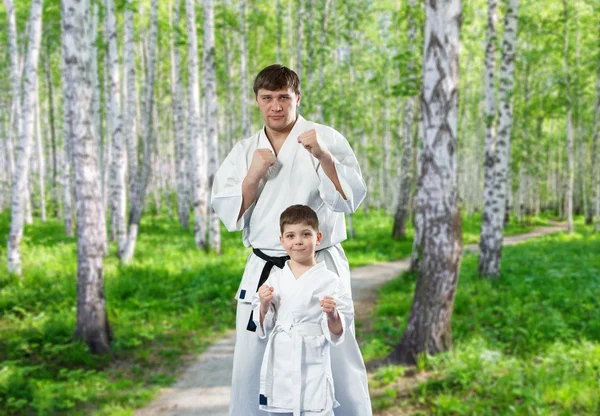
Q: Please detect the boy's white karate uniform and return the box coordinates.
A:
[211,115,372,416]
[252,261,353,416]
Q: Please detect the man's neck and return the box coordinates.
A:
[264,116,298,143]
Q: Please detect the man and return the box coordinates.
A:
[211,64,371,416]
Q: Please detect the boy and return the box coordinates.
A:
[252,205,365,416]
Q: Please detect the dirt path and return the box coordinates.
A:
[134,223,565,416]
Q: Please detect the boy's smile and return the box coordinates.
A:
[280,222,322,266]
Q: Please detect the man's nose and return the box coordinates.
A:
[273,101,281,111]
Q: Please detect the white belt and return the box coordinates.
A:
[260,322,324,416]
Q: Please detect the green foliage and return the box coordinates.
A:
[364,223,600,414]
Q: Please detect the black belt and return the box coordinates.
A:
[246,249,290,332]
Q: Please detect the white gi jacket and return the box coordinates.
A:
[252,262,353,416]
[211,116,372,416]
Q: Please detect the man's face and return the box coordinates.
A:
[256,87,301,133]
[280,222,321,264]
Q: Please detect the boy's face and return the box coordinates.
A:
[280,222,322,264]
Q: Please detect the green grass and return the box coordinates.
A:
[0,208,550,415]
[364,221,600,415]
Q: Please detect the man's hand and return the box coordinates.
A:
[247,149,276,183]
[298,129,330,161]
[259,285,275,315]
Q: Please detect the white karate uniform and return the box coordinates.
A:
[211,115,372,416]
[251,262,353,416]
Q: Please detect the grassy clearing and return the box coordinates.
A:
[0,209,548,415]
[363,222,600,415]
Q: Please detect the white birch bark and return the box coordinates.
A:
[316,0,331,123]
[91,4,102,213]
[239,0,251,139]
[186,0,208,249]
[592,24,600,232]
[393,0,418,239]
[478,0,519,278]
[121,0,159,263]
[102,54,112,230]
[105,0,127,256]
[124,0,138,209]
[34,77,46,222]
[391,0,463,365]
[170,0,190,230]
[296,0,304,81]
[7,0,43,275]
[62,0,111,354]
[4,0,19,183]
[276,0,281,63]
[563,0,574,233]
[204,0,221,254]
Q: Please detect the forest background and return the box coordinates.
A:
[0,0,599,414]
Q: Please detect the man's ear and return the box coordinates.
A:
[316,232,322,245]
[296,92,301,107]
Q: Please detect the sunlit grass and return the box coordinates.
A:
[0,208,554,414]
[363,223,600,414]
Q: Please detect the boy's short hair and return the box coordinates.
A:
[280,205,319,234]
[253,64,301,96]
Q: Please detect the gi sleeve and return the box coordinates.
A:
[318,129,367,214]
[252,279,277,339]
[322,278,355,346]
[210,143,253,232]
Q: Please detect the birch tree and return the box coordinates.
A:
[121,0,158,263]
[592,20,600,232]
[204,0,221,253]
[389,0,463,365]
[563,0,574,233]
[240,0,252,139]
[123,0,138,211]
[392,0,418,239]
[170,0,189,230]
[105,0,127,256]
[62,5,75,237]
[478,0,520,278]
[34,77,46,222]
[4,0,19,184]
[186,0,208,249]
[62,0,111,354]
[7,0,43,275]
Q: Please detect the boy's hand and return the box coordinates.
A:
[258,285,274,314]
[247,149,276,182]
[298,129,330,161]
[320,296,338,317]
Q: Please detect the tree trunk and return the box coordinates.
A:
[296,0,304,82]
[389,0,463,365]
[185,0,208,250]
[392,0,418,239]
[204,0,221,254]
[239,0,251,139]
[105,0,127,256]
[7,0,43,275]
[315,0,331,124]
[43,46,59,219]
[34,76,47,222]
[124,0,138,213]
[4,0,20,184]
[478,0,519,278]
[563,0,574,233]
[592,19,600,232]
[170,0,190,230]
[62,0,111,354]
[121,0,159,263]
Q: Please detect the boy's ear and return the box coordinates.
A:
[280,235,284,245]
[316,231,322,245]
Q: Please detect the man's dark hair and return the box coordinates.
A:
[280,205,319,234]
[253,64,301,96]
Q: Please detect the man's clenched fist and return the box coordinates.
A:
[247,149,276,182]
[298,129,329,160]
